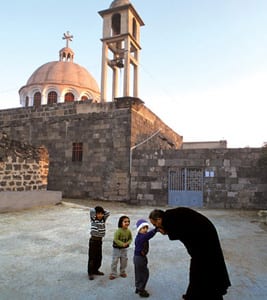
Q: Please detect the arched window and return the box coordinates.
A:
[33,92,41,107]
[48,91,58,105]
[112,13,121,35]
[81,95,89,101]
[64,92,74,102]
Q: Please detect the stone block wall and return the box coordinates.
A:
[0,99,182,201]
[1,101,266,209]
[130,148,267,209]
[130,103,183,150]
[0,134,48,192]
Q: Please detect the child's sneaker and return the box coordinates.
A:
[109,275,116,280]
[138,290,150,297]
[120,273,127,278]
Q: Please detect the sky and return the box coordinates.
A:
[0,0,266,148]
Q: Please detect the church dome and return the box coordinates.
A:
[19,32,100,107]
[110,0,130,8]
[26,60,99,92]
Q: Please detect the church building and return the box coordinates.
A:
[1,0,265,209]
[0,0,183,201]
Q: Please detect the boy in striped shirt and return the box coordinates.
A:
[87,206,110,280]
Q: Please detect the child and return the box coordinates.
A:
[109,215,133,280]
[133,219,158,298]
[87,206,110,280]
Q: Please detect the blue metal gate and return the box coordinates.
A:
[168,168,203,207]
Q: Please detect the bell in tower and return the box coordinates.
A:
[98,0,144,102]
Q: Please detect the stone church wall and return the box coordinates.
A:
[0,102,131,200]
[0,100,182,201]
[130,148,267,209]
[1,100,266,209]
[130,103,182,150]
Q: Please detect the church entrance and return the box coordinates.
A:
[168,167,203,207]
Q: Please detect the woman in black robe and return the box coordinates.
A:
[149,207,231,300]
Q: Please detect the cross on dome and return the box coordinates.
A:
[62,31,73,48]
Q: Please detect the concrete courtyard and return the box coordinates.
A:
[1,199,267,300]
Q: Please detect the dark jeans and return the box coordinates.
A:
[87,237,102,275]
[133,255,149,291]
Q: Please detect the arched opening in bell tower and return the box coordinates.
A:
[112,13,121,35]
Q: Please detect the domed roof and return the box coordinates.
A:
[110,0,130,8]
[19,32,101,106]
[26,60,99,92]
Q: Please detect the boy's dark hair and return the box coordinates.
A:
[95,206,105,214]
[118,215,130,228]
[149,209,164,220]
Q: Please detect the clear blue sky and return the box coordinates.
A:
[1,0,266,148]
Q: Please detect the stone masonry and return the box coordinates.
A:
[130,148,267,209]
[1,100,266,209]
[0,133,48,192]
[0,98,182,201]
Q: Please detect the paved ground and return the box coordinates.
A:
[1,199,267,300]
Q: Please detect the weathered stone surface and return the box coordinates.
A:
[0,135,48,192]
[131,148,267,209]
[0,100,182,201]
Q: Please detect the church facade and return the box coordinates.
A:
[0,98,182,201]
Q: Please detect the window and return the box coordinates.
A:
[72,143,83,162]
[48,91,58,104]
[25,96,29,107]
[33,92,41,107]
[64,92,74,102]
[132,18,137,39]
[112,13,121,35]
[81,95,88,101]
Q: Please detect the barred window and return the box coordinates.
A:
[48,91,58,104]
[65,92,74,102]
[81,95,88,101]
[33,92,41,107]
[72,143,83,162]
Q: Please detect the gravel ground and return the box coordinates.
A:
[0,199,267,300]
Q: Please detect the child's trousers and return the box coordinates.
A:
[88,236,102,275]
[110,248,128,276]
[133,255,149,291]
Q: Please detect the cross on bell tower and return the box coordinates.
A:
[98,0,144,102]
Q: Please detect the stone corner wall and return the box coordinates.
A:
[131,105,183,150]
[0,133,48,192]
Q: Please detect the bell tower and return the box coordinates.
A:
[98,0,144,102]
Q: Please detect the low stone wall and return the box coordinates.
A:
[130,148,267,209]
[0,133,48,192]
[0,191,62,212]
[0,134,59,212]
